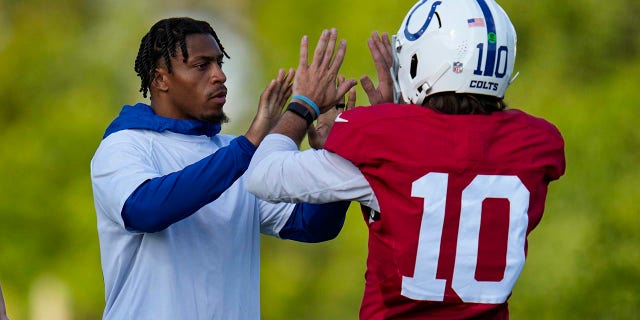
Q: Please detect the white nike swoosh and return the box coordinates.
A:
[335,114,349,123]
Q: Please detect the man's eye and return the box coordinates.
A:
[195,62,210,70]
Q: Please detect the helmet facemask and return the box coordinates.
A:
[391,35,402,104]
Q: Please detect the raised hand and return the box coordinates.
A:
[308,75,356,149]
[292,29,357,116]
[245,68,295,146]
[360,32,394,105]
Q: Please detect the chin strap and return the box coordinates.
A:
[413,62,450,105]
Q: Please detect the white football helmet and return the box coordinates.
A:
[392,0,518,105]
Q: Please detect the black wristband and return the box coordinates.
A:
[286,102,316,126]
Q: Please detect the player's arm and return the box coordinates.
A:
[246,134,378,209]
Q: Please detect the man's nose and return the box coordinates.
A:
[210,64,226,84]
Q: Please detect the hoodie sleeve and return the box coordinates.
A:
[122,136,256,232]
[278,202,350,242]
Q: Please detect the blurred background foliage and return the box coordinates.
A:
[0,0,638,319]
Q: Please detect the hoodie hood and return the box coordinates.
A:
[103,103,222,139]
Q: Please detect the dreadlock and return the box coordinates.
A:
[134,17,230,98]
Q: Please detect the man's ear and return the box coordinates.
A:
[151,68,169,92]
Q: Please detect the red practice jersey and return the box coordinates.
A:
[324,104,565,319]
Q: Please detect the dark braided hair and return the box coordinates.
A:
[134,17,230,98]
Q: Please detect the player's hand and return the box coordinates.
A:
[308,75,356,149]
[292,28,357,116]
[360,32,394,105]
[245,68,294,146]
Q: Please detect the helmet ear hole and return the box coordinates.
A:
[410,54,418,79]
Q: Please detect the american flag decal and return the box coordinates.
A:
[468,18,486,28]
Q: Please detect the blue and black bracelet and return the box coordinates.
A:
[286,102,316,126]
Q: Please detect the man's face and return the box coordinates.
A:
[157,33,228,123]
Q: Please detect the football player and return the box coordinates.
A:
[246,0,566,318]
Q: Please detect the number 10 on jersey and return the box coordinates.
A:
[402,173,530,304]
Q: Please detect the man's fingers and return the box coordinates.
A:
[360,76,375,95]
[278,68,294,101]
[336,74,346,100]
[311,29,329,69]
[283,86,293,103]
[294,28,350,112]
[347,88,356,109]
[335,75,347,109]
[276,68,285,82]
[285,68,295,84]
[270,69,288,105]
[372,32,392,69]
[298,35,309,69]
[328,39,347,79]
[381,32,393,66]
[361,75,385,105]
[271,70,283,99]
[368,40,385,75]
[369,33,391,73]
[336,78,357,103]
[260,79,277,108]
[281,68,295,103]
[321,28,338,68]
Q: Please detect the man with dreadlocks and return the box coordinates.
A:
[90,17,352,319]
